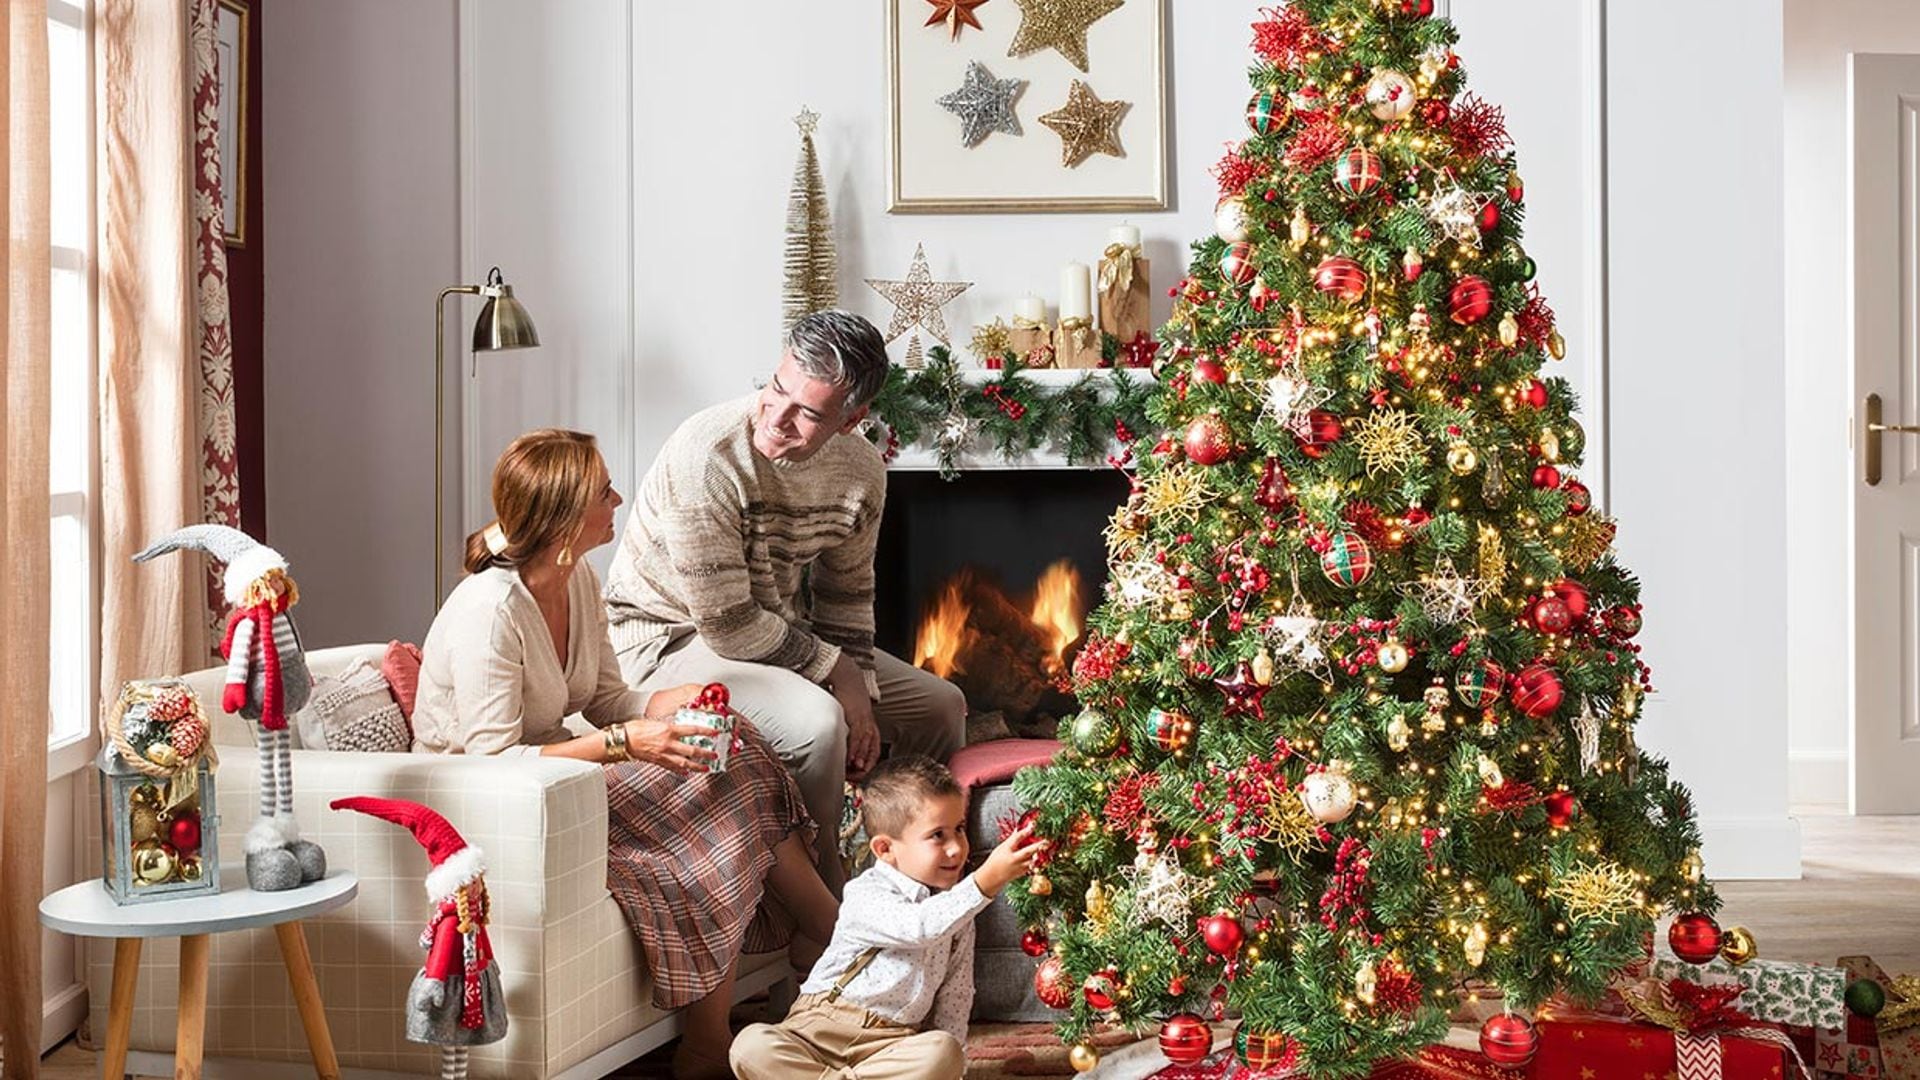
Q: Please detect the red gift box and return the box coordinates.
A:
[1532,1020,1793,1079]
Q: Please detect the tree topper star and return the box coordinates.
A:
[866,244,972,345]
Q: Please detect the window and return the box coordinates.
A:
[47,0,95,770]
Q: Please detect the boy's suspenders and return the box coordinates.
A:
[822,947,883,1003]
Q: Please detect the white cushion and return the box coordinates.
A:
[292,658,410,752]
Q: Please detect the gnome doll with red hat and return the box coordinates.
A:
[331,797,506,1077]
[134,524,322,891]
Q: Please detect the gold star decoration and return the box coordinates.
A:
[1352,408,1426,477]
[1546,860,1643,925]
[925,0,990,41]
[1007,0,1123,72]
[865,243,972,345]
[1138,467,1210,527]
[1038,80,1129,169]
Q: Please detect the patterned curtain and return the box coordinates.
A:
[188,0,238,645]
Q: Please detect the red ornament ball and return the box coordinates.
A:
[1334,147,1384,197]
[1563,479,1592,516]
[1313,256,1368,302]
[1034,956,1074,1009]
[1191,358,1229,385]
[1320,530,1375,588]
[1551,579,1591,620]
[1237,1029,1298,1070]
[1298,410,1344,459]
[1084,968,1120,1010]
[1184,413,1235,466]
[1449,275,1494,325]
[1151,708,1196,754]
[1608,605,1644,638]
[1479,1014,1539,1066]
[1512,663,1564,718]
[167,813,202,856]
[1532,464,1562,490]
[1220,242,1259,287]
[1480,200,1502,232]
[1419,98,1451,126]
[697,682,730,709]
[1543,789,1578,827]
[1202,912,1246,957]
[1670,913,1724,965]
[1020,929,1050,957]
[1401,0,1436,16]
[1522,379,1550,408]
[1531,595,1573,635]
[1159,1013,1213,1065]
[1456,659,1506,709]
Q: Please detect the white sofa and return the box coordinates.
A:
[86,645,792,1080]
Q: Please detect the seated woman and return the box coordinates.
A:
[412,428,837,1079]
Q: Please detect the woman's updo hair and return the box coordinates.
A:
[462,428,602,574]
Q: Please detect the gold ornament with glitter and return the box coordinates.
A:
[1476,524,1508,586]
[1259,781,1326,864]
[865,243,972,345]
[1139,467,1211,527]
[1104,501,1149,555]
[1352,408,1426,477]
[1561,511,1617,570]
[1039,79,1130,168]
[969,319,1014,366]
[1007,0,1124,72]
[1546,861,1643,924]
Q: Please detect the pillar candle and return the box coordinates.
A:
[1060,263,1092,320]
[1014,295,1046,324]
[1108,224,1141,249]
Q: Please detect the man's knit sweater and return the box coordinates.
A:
[604,393,885,698]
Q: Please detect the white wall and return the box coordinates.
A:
[263,0,458,646]
[265,1,1800,875]
[1782,0,1920,807]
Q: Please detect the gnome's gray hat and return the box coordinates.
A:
[133,524,288,606]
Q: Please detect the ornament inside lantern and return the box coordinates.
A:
[100,679,221,903]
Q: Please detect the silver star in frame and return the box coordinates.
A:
[1261,373,1335,439]
[866,244,973,345]
[1401,558,1493,625]
[937,61,1026,148]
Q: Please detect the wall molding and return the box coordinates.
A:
[1788,747,1848,808]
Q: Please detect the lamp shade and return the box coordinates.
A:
[471,266,539,352]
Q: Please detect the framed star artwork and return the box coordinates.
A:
[886,0,1167,213]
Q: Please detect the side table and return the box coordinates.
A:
[40,867,358,1080]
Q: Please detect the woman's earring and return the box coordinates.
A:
[556,545,574,567]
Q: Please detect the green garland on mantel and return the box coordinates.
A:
[866,345,1155,480]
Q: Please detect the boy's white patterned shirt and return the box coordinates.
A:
[798,859,991,1042]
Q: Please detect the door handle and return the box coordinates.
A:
[1863,393,1920,485]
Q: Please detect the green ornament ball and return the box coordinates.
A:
[1847,978,1887,1018]
[1070,709,1121,757]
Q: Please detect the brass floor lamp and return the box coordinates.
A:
[435,266,539,609]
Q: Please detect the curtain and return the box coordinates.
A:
[98,0,208,702]
[0,0,52,1075]
[189,0,238,640]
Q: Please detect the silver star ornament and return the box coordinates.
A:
[937,61,1025,148]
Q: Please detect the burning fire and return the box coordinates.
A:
[1030,559,1084,680]
[914,574,978,680]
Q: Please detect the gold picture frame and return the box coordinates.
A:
[887,0,1168,214]
[216,0,249,247]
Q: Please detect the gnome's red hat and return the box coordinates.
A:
[330,796,486,903]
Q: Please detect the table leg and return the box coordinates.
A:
[101,938,140,1080]
[274,920,341,1080]
[175,933,210,1080]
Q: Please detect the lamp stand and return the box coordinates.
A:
[434,284,481,611]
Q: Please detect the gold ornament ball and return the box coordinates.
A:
[178,857,204,883]
[1377,637,1409,673]
[1538,430,1562,462]
[1069,1043,1101,1073]
[1447,442,1478,475]
[132,843,175,884]
[145,742,181,768]
[130,804,162,843]
[1029,871,1053,897]
[1720,926,1758,965]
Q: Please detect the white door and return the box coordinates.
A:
[1850,53,1920,814]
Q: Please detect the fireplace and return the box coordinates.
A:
[874,468,1130,737]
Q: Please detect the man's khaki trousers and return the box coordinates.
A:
[729,993,965,1080]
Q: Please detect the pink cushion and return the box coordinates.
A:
[947,738,1060,791]
[381,640,422,720]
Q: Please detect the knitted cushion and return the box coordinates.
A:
[294,658,412,753]
[381,640,422,719]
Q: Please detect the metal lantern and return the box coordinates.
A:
[99,679,221,904]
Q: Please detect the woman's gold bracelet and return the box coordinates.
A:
[603,724,631,762]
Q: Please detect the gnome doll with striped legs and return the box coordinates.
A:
[331,797,507,1079]
[134,524,324,891]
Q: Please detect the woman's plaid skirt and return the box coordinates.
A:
[602,717,815,1008]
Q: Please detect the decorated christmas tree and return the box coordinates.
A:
[1008,3,1718,1075]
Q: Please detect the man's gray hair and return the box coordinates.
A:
[785,310,890,410]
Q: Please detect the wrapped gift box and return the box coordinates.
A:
[1653,951,1848,1031]
[1533,1019,1793,1080]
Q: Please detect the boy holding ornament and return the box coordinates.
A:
[730,756,1046,1080]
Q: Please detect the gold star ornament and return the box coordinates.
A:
[865,244,972,345]
[1039,80,1129,168]
[1007,0,1123,71]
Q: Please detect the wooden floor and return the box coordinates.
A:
[39,809,1919,1079]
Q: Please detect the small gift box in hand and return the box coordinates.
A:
[677,682,737,773]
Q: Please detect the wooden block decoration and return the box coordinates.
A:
[1010,325,1055,368]
[1054,319,1102,369]
[1098,254,1152,343]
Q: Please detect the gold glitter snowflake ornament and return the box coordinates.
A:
[1352,408,1426,477]
[1547,861,1644,924]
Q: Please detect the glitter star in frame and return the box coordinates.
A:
[1007,0,1123,72]
[1039,80,1129,169]
[866,243,972,345]
[937,61,1025,148]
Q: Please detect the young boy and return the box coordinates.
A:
[730,756,1047,1080]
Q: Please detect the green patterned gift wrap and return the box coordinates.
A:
[1654,950,1848,1030]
